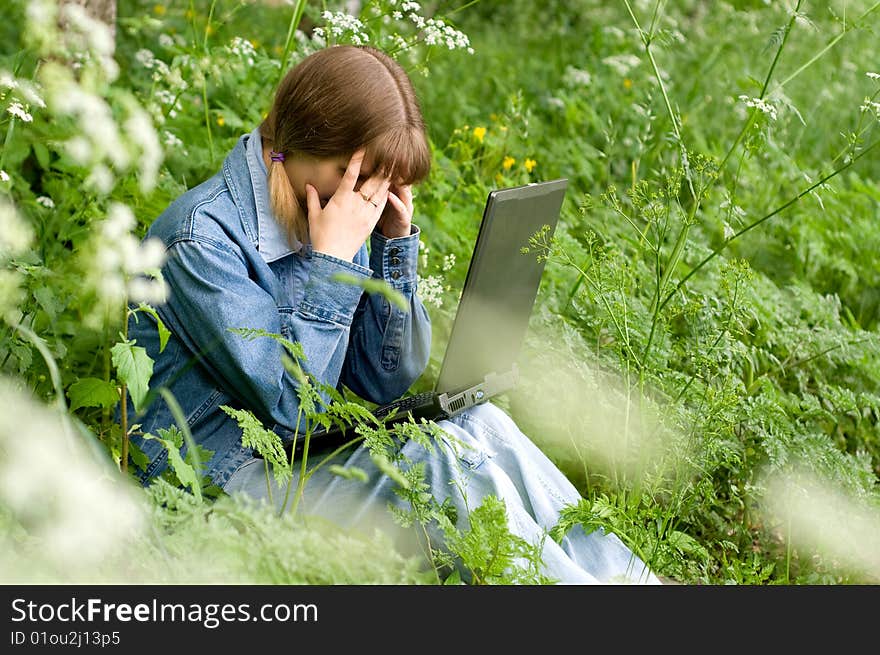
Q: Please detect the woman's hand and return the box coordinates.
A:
[376,183,414,239]
[306,150,390,262]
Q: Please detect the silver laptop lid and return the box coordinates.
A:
[434,178,567,395]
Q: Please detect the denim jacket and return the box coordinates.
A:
[127,127,432,488]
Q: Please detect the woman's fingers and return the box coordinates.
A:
[397,184,413,215]
[305,184,321,219]
[357,174,392,204]
[386,190,406,214]
[339,149,366,193]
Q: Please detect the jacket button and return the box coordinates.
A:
[390,256,401,265]
[388,247,401,256]
[391,270,401,280]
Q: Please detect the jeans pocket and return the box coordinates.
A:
[453,440,491,471]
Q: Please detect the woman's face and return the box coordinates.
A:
[285,153,376,211]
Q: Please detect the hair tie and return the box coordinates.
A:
[270,150,285,163]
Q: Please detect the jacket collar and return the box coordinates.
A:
[224,126,303,263]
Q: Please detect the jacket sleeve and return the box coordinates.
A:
[157,234,372,434]
[340,225,432,404]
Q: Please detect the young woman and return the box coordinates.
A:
[128,44,661,585]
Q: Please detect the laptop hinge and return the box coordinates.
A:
[437,364,520,417]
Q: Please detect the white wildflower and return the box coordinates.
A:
[49,77,129,170]
[602,26,626,40]
[164,67,188,92]
[867,72,880,80]
[86,164,115,194]
[64,136,93,165]
[158,34,175,48]
[419,17,470,51]
[127,275,169,305]
[0,170,8,182]
[227,37,258,66]
[738,94,778,120]
[137,238,168,272]
[563,66,592,87]
[0,70,19,90]
[36,195,55,209]
[150,58,171,85]
[24,0,58,49]
[102,202,136,241]
[602,54,641,76]
[442,253,456,272]
[723,223,736,240]
[124,104,162,192]
[0,199,34,258]
[136,49,156,69]
[163,130,184,149]
[860,98,880,119]
[321,11,368,42]
[417,274,444,308]
[60,3,114,58]
[6,101,33,122]
[0,379,147,577]
[720,198,746,219]
[16,81,46,109]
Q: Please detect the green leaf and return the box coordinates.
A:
[328,464,369,483]
[228,327,305,361]
[110,338,154,412]
[331,272,409,311]
[220,405,291,487]
[32,142,50,170]
[143,430,202,501]
[134,303,171,353]
[67,377,119,411]
[371,452,410,489]
[33,286,64,323]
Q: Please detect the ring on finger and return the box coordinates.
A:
[359,190,379,207]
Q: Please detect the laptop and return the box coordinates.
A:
[300,177,568,451]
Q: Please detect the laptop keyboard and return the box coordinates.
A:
[374,391,436,419]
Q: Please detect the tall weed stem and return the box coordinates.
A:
[661,139,880,313]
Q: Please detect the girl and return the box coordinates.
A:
[127,44,660,585]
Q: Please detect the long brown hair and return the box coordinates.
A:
[260,45,431,244]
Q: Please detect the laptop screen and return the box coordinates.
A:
[434,178,567,395]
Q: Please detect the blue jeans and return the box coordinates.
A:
[222,402,661,585]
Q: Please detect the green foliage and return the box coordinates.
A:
[67,376,119,412]
[109,337,154,412]
[2,0,880,585]
[442,495,555,585]
[143,425,204,501]
[220,405,291,488]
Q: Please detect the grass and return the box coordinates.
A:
[0,0,878,584]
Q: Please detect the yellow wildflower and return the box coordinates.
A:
[185,8,194,19]
[153,4,166,16]
[216,115,225,127]
[495,172,504,185]
[524,158,537,173]
[273,45,283,56]
[502,156,516,170]
[472,126,486,143]
[250,39,260,49]
[206,24,215,36]
[623,78,633,90]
